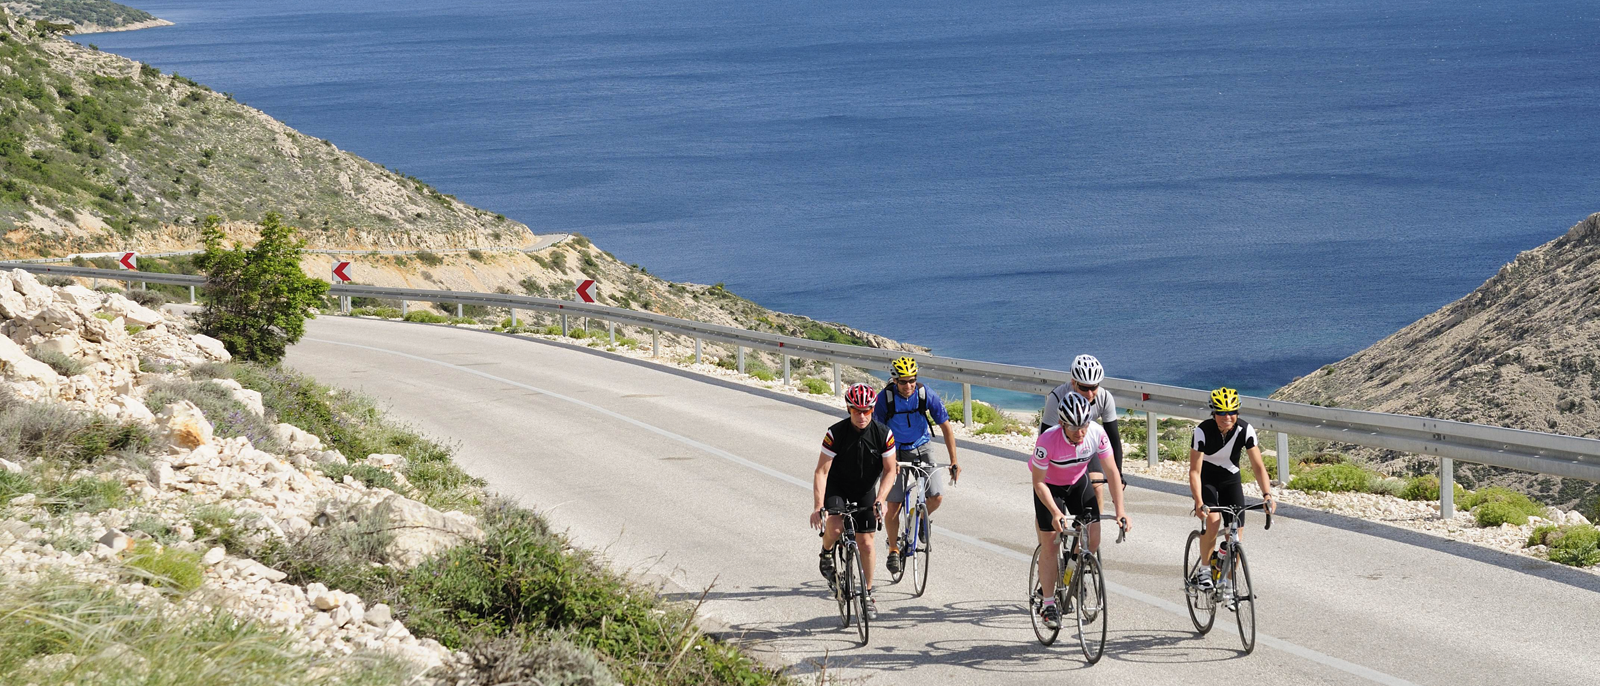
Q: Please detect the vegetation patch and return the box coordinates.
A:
[1462,486,1544,527]
[1288,462,1378,493]
[122,539,204,592]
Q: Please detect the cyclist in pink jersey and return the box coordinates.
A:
[1031,393,1131,629]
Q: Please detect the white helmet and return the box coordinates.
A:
[1058,392,1093,428]
[1071,354,1105,386]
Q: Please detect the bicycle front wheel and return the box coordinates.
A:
[833,546,851,627]
[1027,545,1060,646]
[1075,553,1108,665]
[1183,530,1216,634]
[851,542,871,645]
[911,504,932,597]
[1232,544,1257,654]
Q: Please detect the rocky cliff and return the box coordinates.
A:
[1274,213,1600,506]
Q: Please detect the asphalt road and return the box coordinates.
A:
[285,315,1600,685]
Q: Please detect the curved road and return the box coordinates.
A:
[286,316,1600,685]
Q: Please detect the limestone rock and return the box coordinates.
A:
[273,423,324,454]
[201,546,225,565]
[364,603,393,628]
[368,494,485,569]
[102,293,164,328]
[190,333,231,362]
[97,529,131,553]
[155,400,214,451]
[0,335,62,387]
[0,458,19,474]
[9,269,53,311]
[363,453,407,471]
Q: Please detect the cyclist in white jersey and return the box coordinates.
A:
[1040,355,1125,502]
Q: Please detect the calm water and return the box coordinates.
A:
[80,0,1600,403]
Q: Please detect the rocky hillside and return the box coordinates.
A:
[1274,212,1600,506]
[2,0,167,33]
[0,12,524,256]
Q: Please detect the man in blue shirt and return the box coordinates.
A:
[874,357,962,576]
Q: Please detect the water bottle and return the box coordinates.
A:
[1212,546,1229,582]
[1061,552,1077,586]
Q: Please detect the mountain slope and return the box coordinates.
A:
[2,0,167,33]
[1274,212,1600,504]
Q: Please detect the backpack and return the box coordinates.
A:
[879,383,936,432]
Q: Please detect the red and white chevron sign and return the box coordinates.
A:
[118,251,137,270]
[332,261,352,283]
[576,279,596,303]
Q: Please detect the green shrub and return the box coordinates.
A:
[403,310,449,324]
[0,392,151,467]
[27,349,84,376]
[125,288,167,308]
[123,540,204,592]
[1367,476,1408,497]
[617,336,640,348]
[415,250,444,267]
[799,378,831,395]
[188,504,257,551]
[750,369,775,381]
[351,306,403,319]
[1528,524,1560,547]
[194,213,328,363]
[1474,500,1533,527]
[43,475,129,514]
[1399,474,1469,502]
[1288,463,1374,493]
[1544,525,1600,567]
[946,400,1001,426]
[467,248,485,261]
[320,462,400,492]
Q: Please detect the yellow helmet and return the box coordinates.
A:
[891,356,918,379]
[1209,387,1241,413]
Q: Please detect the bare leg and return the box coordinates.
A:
[1036,529,1060,597]
[1197,512,1223,568]
[821,515,844,549]
[858,532,877,590]
[884,502,903,551]
[926,493,943,514]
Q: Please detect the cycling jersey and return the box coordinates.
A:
[821,418,896,500]
[1192,418,1258,483]
[1039,384,1117,430]
[873,383,950,449]
[1031,423,1112,487]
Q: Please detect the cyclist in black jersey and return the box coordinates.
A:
[1188,387,1276,589]
[812,383,898,620]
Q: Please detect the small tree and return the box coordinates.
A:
[193,213,328,363]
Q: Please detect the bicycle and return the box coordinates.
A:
[888,463,950,597]
[1027,487,1128,664]
[1183,501,1272,654]
[822,500,879,645]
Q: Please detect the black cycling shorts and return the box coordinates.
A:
[1202,480,1246,526]
[824,494,879,533]
[1033,479,1100,532]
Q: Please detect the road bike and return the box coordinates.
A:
[888,462,951,597]
[823,501,879,645]
[1183,501,1272,654]
[1027,489,1128,664]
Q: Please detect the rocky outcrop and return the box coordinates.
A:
[1274,213,1600,505]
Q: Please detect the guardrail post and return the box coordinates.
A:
[832,363,841,396]
[561,313,568,336]
[456,303,463,318]
[1147,411,1158,467]
[962,383,973,429]
[140,281,146,291]
[511,309,518,327]
[608,321,615,345]
[737,346,745,374]
[1276,431,1290,485]
[91,278,98,290]
[342,296,350,314]
[694,337,702,364]
[401,301,408,316]
[652,329,659,357]
[783,354,791,385]
[1440,458,1455,519]
[188,286,196,304]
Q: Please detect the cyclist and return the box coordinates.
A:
[874,356,961,576]
[1188,387,1276,589]
[812,382,898,620]
[1040,355,1125,502]
[1032,393,1130,630]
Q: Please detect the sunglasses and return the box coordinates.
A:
[1074,382,1099,392]
[894,378,918,386]
[1214,411,1239,417]
[848,405,874,413]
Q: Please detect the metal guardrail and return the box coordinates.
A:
[10,262,1600,517]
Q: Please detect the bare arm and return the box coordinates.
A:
[1245,445,1275,513]
[1101,455,1131,532]
[810,452,831,529]
[876,454,899,507]
[938,420,960,483]
[1189,449,1205,517]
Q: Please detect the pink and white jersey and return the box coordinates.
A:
[1031,424,1112,486]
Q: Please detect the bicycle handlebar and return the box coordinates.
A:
[1197,501,1273,531]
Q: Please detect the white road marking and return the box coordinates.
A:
[306,337,1424,686]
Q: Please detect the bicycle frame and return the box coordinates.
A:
[896,463,949,557]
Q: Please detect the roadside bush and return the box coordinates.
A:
[415,250,444,267]
[454,632,616,686]
[1288,463,1374,493]
[1460,486,1543,527]
[39,275,74,287]
[194,213,328,363]
[1474,500,1533,527]
[28,349,84,376]
[123,540,204,592]
[351,306,403,319]
[468,248,485,261]
[799,377,830,395]
[320,462,400,492]
[0,392,150,467]
[403,310,449,324]
[125,288,167,308]
[1535,525,1600,567]
[1398,474,1469,502]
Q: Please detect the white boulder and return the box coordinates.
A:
[155,400,214,451]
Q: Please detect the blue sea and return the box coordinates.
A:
[79,0,1600,405]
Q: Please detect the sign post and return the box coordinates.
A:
[332,261,353,313]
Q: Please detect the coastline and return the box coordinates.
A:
[72,17,173,34]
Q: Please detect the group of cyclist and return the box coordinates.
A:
[808,353,1275,629]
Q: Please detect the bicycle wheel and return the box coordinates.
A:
[1183,530,1216,634]
[833,545,851,627]
[1232,544,1257,654]
[889,507,908,585]
[1027,545,1060,646]
[1075,553,1108,664]
[911,504,932,597]
[850,542,871,645]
